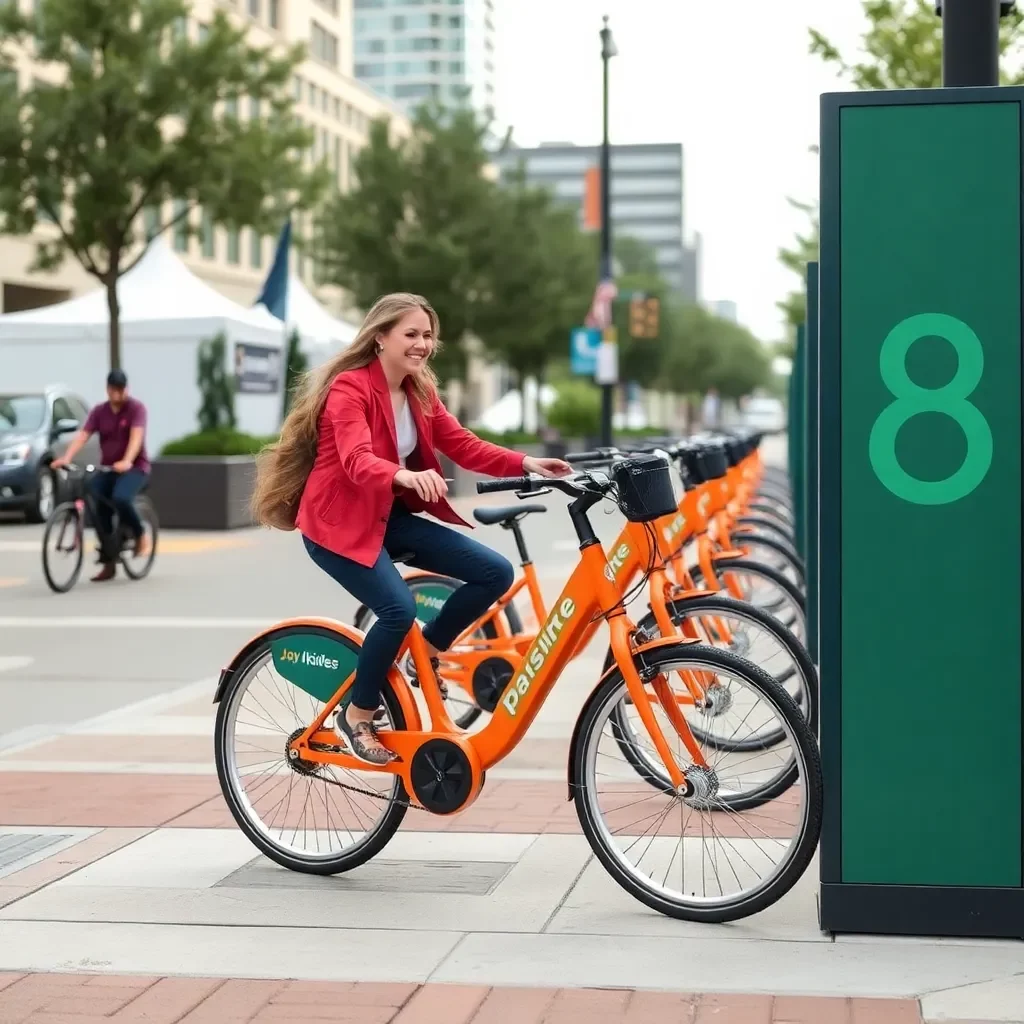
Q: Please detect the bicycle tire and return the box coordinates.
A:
[735,514,795,545]
[41,502,84,594]
[120,496,159,580]
[573,642,822,922]
[215,624,409,875]
[604,596,817,807]
[688,557,805,636]
[732,531,806,590]
[355,574,524,730]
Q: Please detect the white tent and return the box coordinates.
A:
[255,272,359,368]
[0,238,288,453]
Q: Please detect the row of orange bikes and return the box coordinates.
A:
[212,429,821,923]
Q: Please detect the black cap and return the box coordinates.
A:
[106,369,127,388]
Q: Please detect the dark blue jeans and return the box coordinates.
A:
[90,469,147,561]
[303,505,514,711]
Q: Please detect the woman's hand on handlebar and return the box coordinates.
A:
[522,455,572,478]
[394,468,448,503]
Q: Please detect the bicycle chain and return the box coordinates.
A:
[304,742,427,811]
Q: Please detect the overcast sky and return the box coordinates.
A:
[494,0,872,343]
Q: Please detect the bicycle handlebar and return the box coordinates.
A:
[477,476,531,494]
[565,448,619,464]
[477,472,613,500]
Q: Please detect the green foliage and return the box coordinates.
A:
[779,1,1024,329]
[777,198,819,332]
[546,380,601,439]
[282,328,307,418]
[160,428,276,457]
[661,304,771,401]
[196,331,236,433]
[809,0,1024,90]
[0,0,328,370]
[472,428,540,446]
[315,103,497,385]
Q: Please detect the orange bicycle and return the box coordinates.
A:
[214,454,822,922]
[355,432,813,735]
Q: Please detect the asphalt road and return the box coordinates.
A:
[0,433,787,748]
[0,491,596,747]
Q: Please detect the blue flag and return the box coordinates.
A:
[255,218,291,322]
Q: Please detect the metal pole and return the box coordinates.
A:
[939,0,1001,87]
[599,16,614,448]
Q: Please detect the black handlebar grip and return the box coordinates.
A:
[565,450,610,464]
[476,476,531,494]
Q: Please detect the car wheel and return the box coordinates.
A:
[27,465,56,523]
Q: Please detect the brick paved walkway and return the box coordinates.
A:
[0,974,926,1023]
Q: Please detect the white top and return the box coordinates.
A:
[395,396,418,466]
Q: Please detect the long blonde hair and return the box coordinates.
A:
[251,292,442,530]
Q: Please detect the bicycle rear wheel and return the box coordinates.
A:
[215,624,409,875]
[120,496,159,580]
[42,502,84,593]
[573,642,821,922]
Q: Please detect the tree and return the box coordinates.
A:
[777,198,819,344]
[196,331,235,433]
[661,304,770,401]
[472,168,594,430]
[315,103,498,386]
[809,0,1024,90]
[0,0,326,371]
[282,328,307,418]
[779,1,1024,334]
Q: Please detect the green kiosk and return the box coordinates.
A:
[817,81,1024,937]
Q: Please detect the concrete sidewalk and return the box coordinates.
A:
[0,671,1021,1023]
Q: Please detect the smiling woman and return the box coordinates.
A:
[250,291,572,764]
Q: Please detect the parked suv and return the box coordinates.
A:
[0,385,101,522]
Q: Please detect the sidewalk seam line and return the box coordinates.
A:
[538,851,593,933]
[422,931,471,985]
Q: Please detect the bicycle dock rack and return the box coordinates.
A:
[817,85,1024,940]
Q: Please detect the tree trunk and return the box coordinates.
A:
[535,364,546,432]
[516,367,527,434]
[105,274,122,371]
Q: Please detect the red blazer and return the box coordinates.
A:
[296,359,526,566]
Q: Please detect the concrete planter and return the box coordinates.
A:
[149,456,256,530]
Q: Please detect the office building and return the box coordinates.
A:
[0,0,410,316]
[353,0,497,120]
[492,141,700,300]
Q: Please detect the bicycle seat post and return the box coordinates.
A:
[503,519,531,566]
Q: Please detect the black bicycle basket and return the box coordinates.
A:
[612,454,678,523]
[699,444,730,481]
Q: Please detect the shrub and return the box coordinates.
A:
[473,427,540,446]
[546,380,601,439]
[160,429,277,457]
[196,331,236,433]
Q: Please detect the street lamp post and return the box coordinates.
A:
[598,15,616,448]
[936,0,1014,87]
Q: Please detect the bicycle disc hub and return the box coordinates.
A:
[471,657,514,714]
[409,738,473,813]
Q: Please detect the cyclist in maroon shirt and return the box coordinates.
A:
[52,370,150,581]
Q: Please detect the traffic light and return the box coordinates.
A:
[628,295,660,338]
[643,296,659,337]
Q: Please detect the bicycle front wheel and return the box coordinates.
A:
[42,502,84,593]
[573,642,821,923]
[120,496,159,580]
